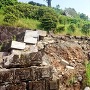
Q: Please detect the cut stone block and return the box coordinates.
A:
[28,81,45,90]
[5,82,26,90]
[11,41,25,49]
[49,80,59,90]
[37,66,52,79]
[0,69,14,83]
[38,30,47,37]
[3,51,43,67]
[14,68,35,82]
[24,37,37,44]
[25,30,39,38]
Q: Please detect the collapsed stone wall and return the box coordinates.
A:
[0,28,90,90]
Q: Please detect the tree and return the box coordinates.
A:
[79,13,88,21]
[45,0,52,7]
[0,0,18,8]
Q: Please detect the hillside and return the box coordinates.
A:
[0,0,90,36]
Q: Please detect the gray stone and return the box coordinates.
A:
[25,30,39,38]
[61,59,69,65]
[11,41,26,49]
[78,75,83,82]
[84,87,90,90]
[37,41,44,50]
[66,65,74,69]
[38,30,47,37]
[24,37,37,44]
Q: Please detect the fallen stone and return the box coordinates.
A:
[61,59,69,65]
[11,41,26,49]
[37,41,44,50]
[84,87,90,90]
[66,65,74,69]
[24,37,37,44]
[25,30,39,38]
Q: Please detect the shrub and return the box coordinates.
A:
[4,14,18,24]
[67,24,76,34]
[56,25,65,33]
[81,23,90,35]
[40,12,58,31]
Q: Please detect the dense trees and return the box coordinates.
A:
[0,0,90,35]
[0,0,18,8]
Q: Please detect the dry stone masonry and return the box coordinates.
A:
[0,30,59,90]
[0,27,90,90]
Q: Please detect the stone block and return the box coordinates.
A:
[5,82,26,90]
[0,69,14,83]
[38,30,47,37]
[0,85,6,90]
[25,30,39,38]
[3,51,42,67]
[14,68,33,83]
[24,37,37,44]
[49,80,59,90]
[28,81,45,90]
[37,66,52,79]
[11,41,26,49]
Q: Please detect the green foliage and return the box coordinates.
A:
[80,13,88,21]
[28,1,45,6]
[0,0,18,8]
[4,13,18,24]
[56,25,65,33]
[64,8,79,18]
[67,24,76,35]
[83,61,90,86]
[81,23,90,35]
[40,11,58,31]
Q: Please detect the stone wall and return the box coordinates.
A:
[0,28,90,90]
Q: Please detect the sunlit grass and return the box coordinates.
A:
[14,18,41,29]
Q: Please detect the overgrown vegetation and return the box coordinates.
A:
[83,61,90,87]
[0,0,90,36]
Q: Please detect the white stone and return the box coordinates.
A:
[37,41,44,50]
[11,41,26,49]
[38,30,47,36]
[29,45,38,53]
[25,30,39,38]
[66,65,74,69]
[61,59,69,65]
[11,50,22,55]
[24,37,37,44]
[84,87,90,90]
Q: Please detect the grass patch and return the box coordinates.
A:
[14,18,41,29]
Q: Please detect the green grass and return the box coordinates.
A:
[14,18,41,29]
[0,14,4,25]
[84,61,90,86]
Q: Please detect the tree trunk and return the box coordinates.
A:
[48,0,51,7]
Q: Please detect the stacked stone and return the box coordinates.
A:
[0,30,59,90]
